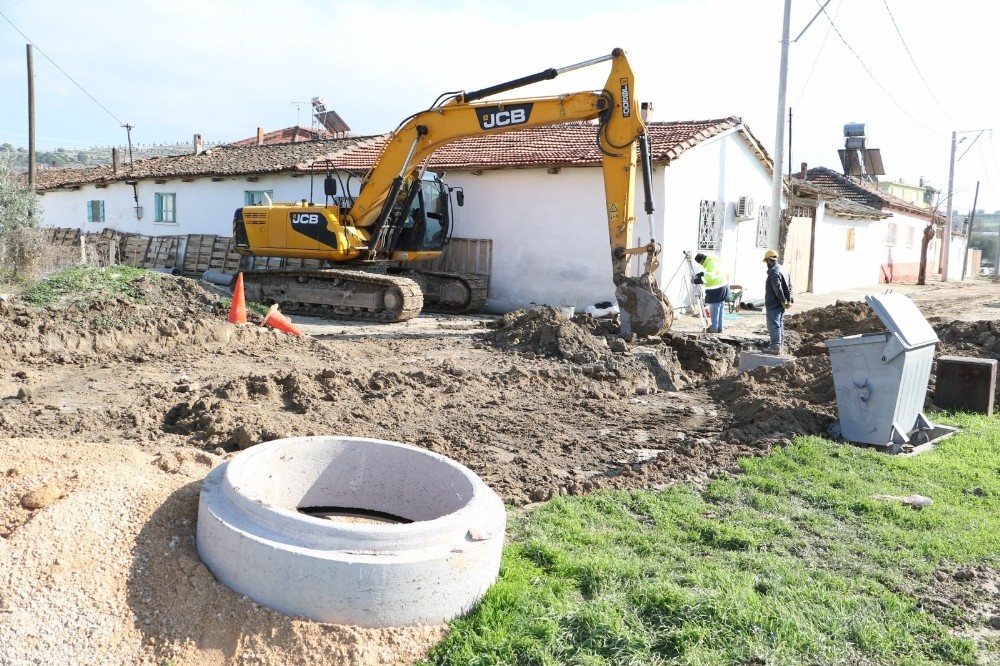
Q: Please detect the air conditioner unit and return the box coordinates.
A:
[735,196,756,219]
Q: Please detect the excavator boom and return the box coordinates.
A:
[234,48,673,336]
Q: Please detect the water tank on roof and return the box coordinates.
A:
[844,123,867,137]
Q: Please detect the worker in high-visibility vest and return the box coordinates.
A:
[692,253,731,334]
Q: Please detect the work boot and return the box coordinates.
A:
[706,327,720,333]
[761,345,782,355]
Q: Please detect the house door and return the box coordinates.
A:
[785,213,812,293]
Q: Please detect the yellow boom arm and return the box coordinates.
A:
[348,48,659,284]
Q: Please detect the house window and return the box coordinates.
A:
[87,200,105,223]
[755,205,771,248]
[155,193,176,224]
[846,227,856,251]
[697,200,724,250]
[906,226,915,248]
[245,190,274,206]
[886,222,897,247]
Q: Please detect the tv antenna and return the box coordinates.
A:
[291,101,307,127]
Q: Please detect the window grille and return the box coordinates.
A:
[755,205,771,248]
[697,200,724,250]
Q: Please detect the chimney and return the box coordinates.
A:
[112,147,120,175]
[799,162,808,179]
[257,127,264,146]
[193,133,203,155]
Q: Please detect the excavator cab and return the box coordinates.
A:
[392,177,451,253]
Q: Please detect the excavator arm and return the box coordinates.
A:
[349,48,672,336]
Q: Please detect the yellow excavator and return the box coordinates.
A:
[233,47,673,337]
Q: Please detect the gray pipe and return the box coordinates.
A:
[202,270,234,286]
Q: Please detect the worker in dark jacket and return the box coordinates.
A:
[762,249,793,354]
[692,253,730,333]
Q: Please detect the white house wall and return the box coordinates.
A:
[444,167,637,311]
[810,203,883,294]
[445,133,774,313]
[38,174,337,240]
[660,132,774,305]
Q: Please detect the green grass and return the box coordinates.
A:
[422,414,1000,665]
[18,265,155,308]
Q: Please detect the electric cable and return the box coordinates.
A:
[881,0,958,128]
[0,10,128,129]
[793,0,841,108]
[816,2,944,138]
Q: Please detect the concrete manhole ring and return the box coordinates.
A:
[196,436,506,627]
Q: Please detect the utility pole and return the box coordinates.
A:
[769,0,830,257]
[26,44,36,198]
[961,181,978,280]
[942,131,957,282]
[768,0,792,254]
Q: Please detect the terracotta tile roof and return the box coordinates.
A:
[802,166,934,220]
[309,117,762,172]
[789,177,889,220]
[34,117,767,192]
[34,136,383,191]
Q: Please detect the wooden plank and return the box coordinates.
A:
[48,228,81,247]
[413,237,492,284]
[182,234,218,276]
[144,236,178,269]
[204,236,243,275]
[120,234,151,267]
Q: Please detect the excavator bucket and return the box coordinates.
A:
[615,275,674,338]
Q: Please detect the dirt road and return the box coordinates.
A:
[1,273,998,664]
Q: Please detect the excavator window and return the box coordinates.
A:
[393,179,451,252]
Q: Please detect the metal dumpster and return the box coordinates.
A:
[825,293,957,453]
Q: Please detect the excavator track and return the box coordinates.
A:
[241,269,423,323]
[396,270,489,314]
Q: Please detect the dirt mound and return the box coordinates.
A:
[481,305,612,363]
[710,354,837,444]
[4,270,1000,664]
[785,300,883,355]
[0,438,445,665]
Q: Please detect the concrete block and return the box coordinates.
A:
[935,355,997,415]
[739,350,795,373]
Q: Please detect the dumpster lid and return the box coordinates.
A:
[865,293,938,349]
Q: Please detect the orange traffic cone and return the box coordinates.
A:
[228,272,247,324]
[261,304,303,336]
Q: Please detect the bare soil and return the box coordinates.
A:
[2,274,999,664]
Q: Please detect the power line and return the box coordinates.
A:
[881,0,957,128]
[816,2,944,138]
[0,9,129,129]
[793,0,841,107]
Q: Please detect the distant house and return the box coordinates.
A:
[878,177,938,211]
[33,117,780,313]
[786,166,954,289]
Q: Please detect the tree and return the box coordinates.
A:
[0,156,44,278]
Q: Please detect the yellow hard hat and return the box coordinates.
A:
[762,249,779,262]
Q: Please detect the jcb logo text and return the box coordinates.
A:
[478,103,533,131]
[291,213,321,225]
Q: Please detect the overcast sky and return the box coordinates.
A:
[2,0,998,213]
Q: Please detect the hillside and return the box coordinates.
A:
[0,141,221,171]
